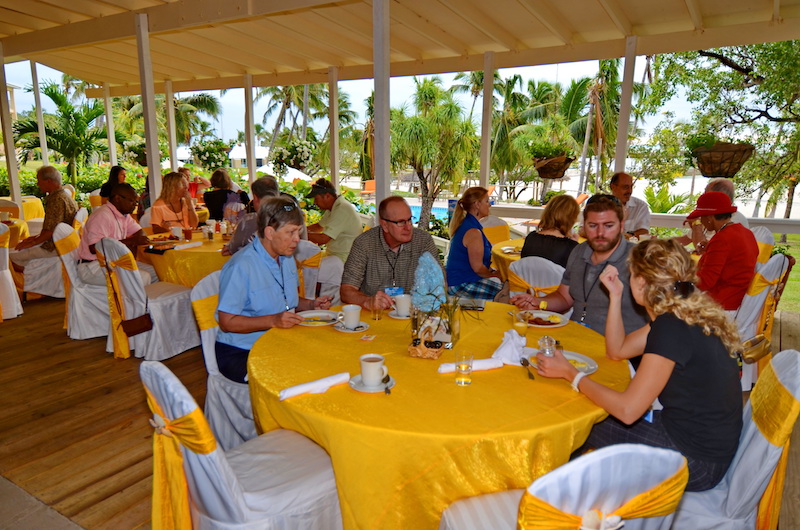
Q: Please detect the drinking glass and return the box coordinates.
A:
[455,351,474,386]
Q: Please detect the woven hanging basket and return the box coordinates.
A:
[692,142,754,179]
[534,156,575,180]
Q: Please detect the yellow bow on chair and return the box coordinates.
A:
[0,229,8,322]
[191,294,219,331]
[516,462,689,529]
[295,252,322,298]
[145,388,217,530]
[507,268,559,297]
[97,251,140,359]
[53,230,81,330]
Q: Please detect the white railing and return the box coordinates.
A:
[490,204,800,235]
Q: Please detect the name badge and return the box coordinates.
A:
[384,286,404,297]
[643,410,654,423]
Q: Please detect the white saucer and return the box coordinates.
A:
[349,375,396,393]
[388,310,411,320]
[333,321,370,333]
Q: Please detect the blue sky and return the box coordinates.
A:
[4,59,691,142]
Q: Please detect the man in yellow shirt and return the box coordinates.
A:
[306,178,362,263]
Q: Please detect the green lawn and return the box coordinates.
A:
[769,233,799,314]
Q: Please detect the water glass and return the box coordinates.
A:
[371,295,383,320]
[538,335,556,357]
[455,351,474,386]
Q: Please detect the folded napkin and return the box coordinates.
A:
[174,241,203,251]
[279,372,351,401]
[491,329,527,365]
[438,358,504,374]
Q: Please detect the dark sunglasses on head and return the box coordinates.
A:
[586,194,621,206]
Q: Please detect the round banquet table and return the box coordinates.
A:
[248,301,630,529]
[0,196,45,221]
[2,219,30,248]
[137,231,230,287]
[491,238,524,281]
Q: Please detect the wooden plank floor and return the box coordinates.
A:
[0,298,798,528]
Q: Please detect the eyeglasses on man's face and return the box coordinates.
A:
[586,194,621,206]
[381,217,413,228]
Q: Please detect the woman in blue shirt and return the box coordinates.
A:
[445,187,502,299]
[216,196,332,383]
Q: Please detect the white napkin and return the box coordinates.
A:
[491,329,527,365]
[174,241,202,250]
[438,358,504,373]
[279,372,351,401]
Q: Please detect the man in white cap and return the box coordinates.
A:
[686,191,758,311]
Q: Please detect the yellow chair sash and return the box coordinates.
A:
[508,268,559,297]
[746,273,780,297]
[54,230,81,330]
[295,252,322,297]
[751,361,800,530]
[517,461,688,529]
[0,230,9,248]
[482,224,511,247]
[756,241,773,264]
[145,388,217,530]
[96,250,139,359]
[191,295,219,331]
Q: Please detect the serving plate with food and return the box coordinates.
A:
[517,310,569,328]
[522,348,598,375]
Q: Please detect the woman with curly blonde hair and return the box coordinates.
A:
[535,238,742,491]
[150,172,199,233]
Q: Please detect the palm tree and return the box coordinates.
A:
[258,84,326,152]
[450,70,501,122]
[14,82,115,185]
[490,75,529,199]
[114,93,221,145]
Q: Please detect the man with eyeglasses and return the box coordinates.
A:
[76,183,155,286]
[610,172,650,239]
[306,178,362,263]
[341,196,439,310]
[512,194,648,335]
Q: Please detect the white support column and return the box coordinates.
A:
[0,44,21,202]
[243,74,256,183]
[302,84,309,140]
[614,36,638,173]
[30,61,49,165]
[479,51,495,188]
[135,13,162,198]
[328,67,340,191]
[373,0,390,206]
[164,80,177,172]
[103,83,117,166]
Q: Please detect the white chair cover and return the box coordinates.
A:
[63,183,76,199]
[25,218,44,237]
[139,207,152,228]
[21,254,65,298]
[508,256,565,297]
[440,444,687,530]
[224,202,247,224]
[750,226,774,272]
[53,223,110,339]
[74,206,88,225]
[139,361,343,530]
[99,237,199,360]
[0,198,22,219]
[190,271,258,451]
[735,253,790,390]
[479,215,510,246]
[319,255,344,307]
[0,224,23,320]
[673,349,800,529]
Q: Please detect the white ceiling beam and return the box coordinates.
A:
[178,29,308,72]
[0,0,88,26]
[438,0,521,51]
[683,0,705,30]
[596,0,633,36]
[284,14,375,62]
[314,9,421,61]
[240,21,345,67]
[0,7,55,31]
[2,0,343,58]
[390,2,470,56]
[514,0,573,45]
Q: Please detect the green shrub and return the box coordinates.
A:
[542,190,566,205]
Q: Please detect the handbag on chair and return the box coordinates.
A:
[100,240,154,337]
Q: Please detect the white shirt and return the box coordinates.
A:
[624,196,650,233]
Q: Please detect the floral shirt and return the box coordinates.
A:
[42,188,78,251]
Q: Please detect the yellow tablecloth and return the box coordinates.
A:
[491,238,524,281]
[138,232,229,287]
[195,206,209,224]
[0,196,45,221]
[3,219,29,248]
[248,302,630,529]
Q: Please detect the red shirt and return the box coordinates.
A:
[697,223,758,310]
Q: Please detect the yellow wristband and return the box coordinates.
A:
[692,219,702,227]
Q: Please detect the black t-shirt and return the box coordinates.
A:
[645,312,742,463]
[520,232,578,268]
[203,189,250,220]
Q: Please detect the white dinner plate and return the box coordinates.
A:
[517,310,569,328]
[333,321,370,333]
[298,310,339,326]
[522,348,598,375]
[349,375,396,393]
[501,246,521,255]
[388,310,411,320]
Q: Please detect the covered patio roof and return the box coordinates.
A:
[2,0,799,97]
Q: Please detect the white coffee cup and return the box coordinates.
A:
[0,211,9,221]
[360,353,389,387]
[170,226,183,238]
[394,294,412,317]
[337,304,361,330]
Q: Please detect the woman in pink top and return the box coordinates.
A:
[150,172,199,233]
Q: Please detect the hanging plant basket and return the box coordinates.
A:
[692,142,754,179]
[534,156,575,180]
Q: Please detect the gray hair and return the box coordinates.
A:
[257,196,303,237]
[705,178,735,201]
[251,176,279,200]
[36,165,62,185]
